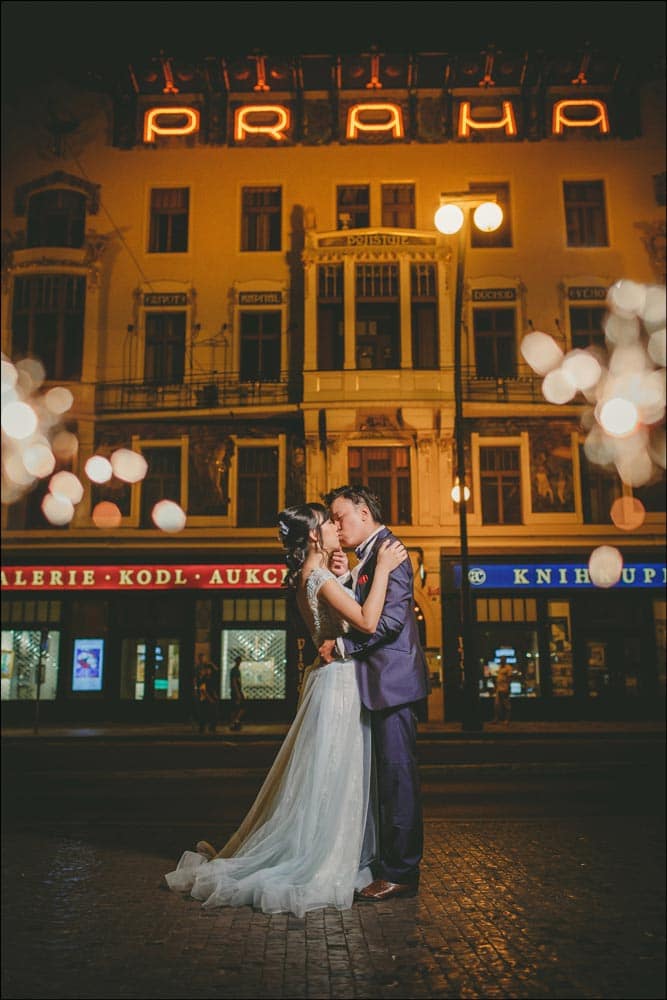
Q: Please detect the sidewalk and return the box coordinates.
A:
[2,812,664,998]
[2,718,665,741]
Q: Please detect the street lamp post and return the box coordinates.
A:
[435,193,503,732]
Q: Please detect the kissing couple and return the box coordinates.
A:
[165,485,429,917]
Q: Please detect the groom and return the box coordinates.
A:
[321,485,429,901]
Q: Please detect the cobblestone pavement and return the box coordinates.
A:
[2,815,664,999]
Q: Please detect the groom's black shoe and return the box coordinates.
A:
[355,879,418,901]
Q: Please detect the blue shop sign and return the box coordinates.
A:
[453,562,666,589]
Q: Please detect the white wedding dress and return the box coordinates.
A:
[164,567,375,917]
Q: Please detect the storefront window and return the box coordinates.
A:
[220,629,286,700]
[120,637,180,700]
[548,601,574,697]
[477,628,540,698]
[1,629,60,701]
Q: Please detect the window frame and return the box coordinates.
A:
[124,435,190,529]
[147,187,190,254]
[240,186,282,252]
[562,179,609,248]
[228,435,286,528]
[346,441,414,526]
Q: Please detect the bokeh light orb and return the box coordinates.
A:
[520,331,563,375]
[41,492,75,526]
[603,313,640,346]
[434,203,464,235]
[44,386,74,415]
[647,329,666,368]
[607,279,647,319]
[151,499,186,533]
[111,448,148,483]
[85,455,113,484]
[92,501,122,529]
[51,430,79,461]
[473,201,503,232]
[641,285,667,331]
[4,451,36,487]
[562,349,602,391]
[1,358,18,391]
[1,401,38,440]
[610,496,646,531]
[542,368,577,404]
[615,449,655,487]
[588,545,623,589]
[49,470,84,505]
[22,443,56,479]
[15,357,46,391]
[599,397,639,437]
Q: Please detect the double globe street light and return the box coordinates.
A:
[434,192,504,732]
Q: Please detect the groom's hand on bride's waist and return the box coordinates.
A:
[318,639,337,663]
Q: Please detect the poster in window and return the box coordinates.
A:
[529,424,575,513]
[1,649,14,679]
[72,638,104,692]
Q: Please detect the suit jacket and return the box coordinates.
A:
[342,527,429,711]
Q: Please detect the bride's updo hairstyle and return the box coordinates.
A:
[277,503,330,587]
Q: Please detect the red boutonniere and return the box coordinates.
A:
[358,574,369,585]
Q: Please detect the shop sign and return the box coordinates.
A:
[238,291,283,305]
[454,562,666,589]
[0,564,288,591]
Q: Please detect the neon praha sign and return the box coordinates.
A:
[1,564,288,590]
[142,98,611,143]
[453,562,666,589]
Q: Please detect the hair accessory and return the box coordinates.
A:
[278,518,290,539]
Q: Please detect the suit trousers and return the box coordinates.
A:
[371,703,423,884]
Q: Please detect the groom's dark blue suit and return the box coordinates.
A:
[342,526,429,886]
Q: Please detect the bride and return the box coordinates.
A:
[164,502,407,917]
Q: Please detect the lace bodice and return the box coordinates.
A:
[303,567,349,646]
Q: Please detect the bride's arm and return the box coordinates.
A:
[318,540,406,634]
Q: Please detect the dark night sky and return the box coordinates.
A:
[1,1,665,92]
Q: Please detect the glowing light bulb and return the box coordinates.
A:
[111,448,148,483]
[473,201,503,232]
[610,496,645,531]
[44,386,74,415]
[434,203,464,235]
[41,492,75,526]
[451,479,471,503]
[49,470,84,505]
[22,443,56,479]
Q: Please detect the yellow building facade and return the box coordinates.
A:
[1,50,665,723]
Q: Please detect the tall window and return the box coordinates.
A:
[240,311,281,381]
[317,265,344,370]
[11,274,85,380]
[140,447,181,527]
[473,308,517,377]
[355,264,400,369]
[468,182,512,248]
[237,446,278,526]
[570,306,606,350]
[241,187,281,251]
[337,185,370,229]
[144,312,185,383]
[411,263,439,368]
[349,446,411,524]
[149,188,189,253]
[480,446,521,524]
[563,181,608,247]
[579,447,622,524]
[27,189,85,248]
[381,184,415,228]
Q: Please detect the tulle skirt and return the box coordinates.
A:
[164,658,375,917]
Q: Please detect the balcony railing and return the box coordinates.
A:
[95,372,303,413]
[461,368,546,403]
